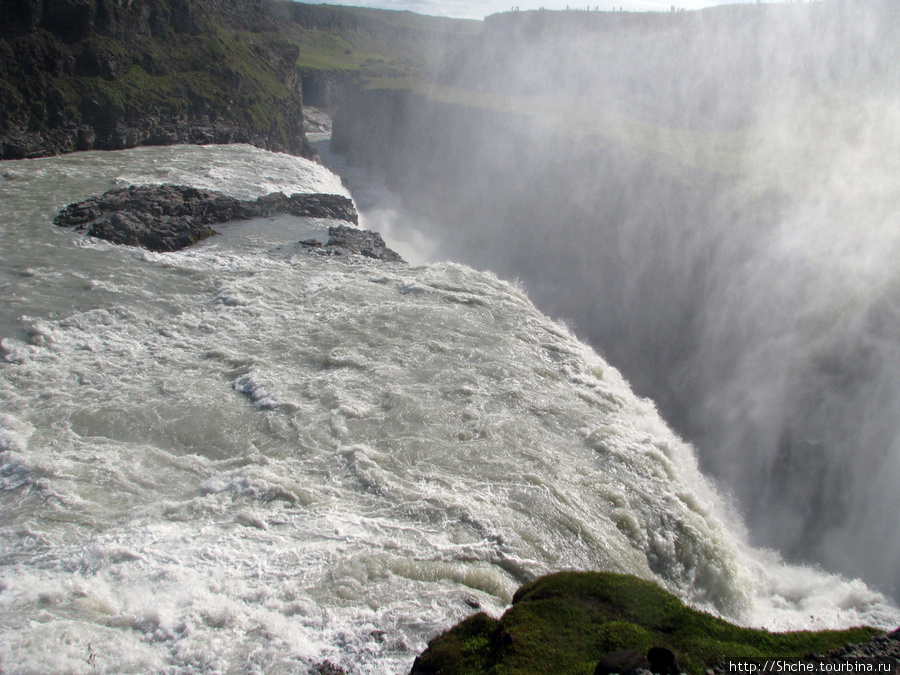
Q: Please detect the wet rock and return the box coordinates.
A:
[54,184,358,252]
[813,628,900,663]
[312,661,346,675]
[594,646,681,675]
[708,629,900,675]
[648,647,681,675]
[594,649,652,675]
[256,192,359,223]
[300,224,404,263]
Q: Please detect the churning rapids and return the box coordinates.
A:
[0,144,897,674]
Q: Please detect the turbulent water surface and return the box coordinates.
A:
[0,145,897,674]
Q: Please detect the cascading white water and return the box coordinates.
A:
[0,145,896,674]
[308,0,900,604]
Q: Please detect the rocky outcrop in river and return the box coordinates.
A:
[54,184,360,252]
[300,224,404,263]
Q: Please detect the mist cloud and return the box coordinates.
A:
[333,0,900,597]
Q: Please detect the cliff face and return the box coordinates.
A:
[1,0,200,40]
[0,0,479,160]
[0,0,316,159]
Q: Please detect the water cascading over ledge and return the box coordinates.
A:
[327,0,900,600]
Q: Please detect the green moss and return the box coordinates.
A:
[414,612,501,674]
[272,5,478,81]
[413,572,882,675]
[66,26,305,145]
[593,621,654,655]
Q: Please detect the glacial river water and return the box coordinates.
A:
[0,144,896,674]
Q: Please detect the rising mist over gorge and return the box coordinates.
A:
[2,0,899,609]
[332,0,900,598]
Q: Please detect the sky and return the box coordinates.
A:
[313,0,767,20]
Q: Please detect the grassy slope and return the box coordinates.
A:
[412,572,880,675]
[283,5,480,77]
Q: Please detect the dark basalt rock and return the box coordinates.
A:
[594,649,651,675]
[54,184,359,252]
[710,629,900,675]
[647,647,681,675]
[312,661,347,675]
[300,224,404,263]
[594,647,681,675]
[0,116,313,161]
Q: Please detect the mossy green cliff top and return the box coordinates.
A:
[410,572,882,675]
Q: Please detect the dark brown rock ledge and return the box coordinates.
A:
[54,184,359,252]
[300,225,404,263]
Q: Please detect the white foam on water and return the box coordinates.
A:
[0,146,896,674]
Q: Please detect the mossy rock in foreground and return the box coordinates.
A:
[411,572,881,675]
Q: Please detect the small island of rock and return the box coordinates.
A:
[54,184,362,253]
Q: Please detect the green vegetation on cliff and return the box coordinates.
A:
[0,0,308,156]
[411,572,880,675]
[286,3,479,77]
[0,0,478,158]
